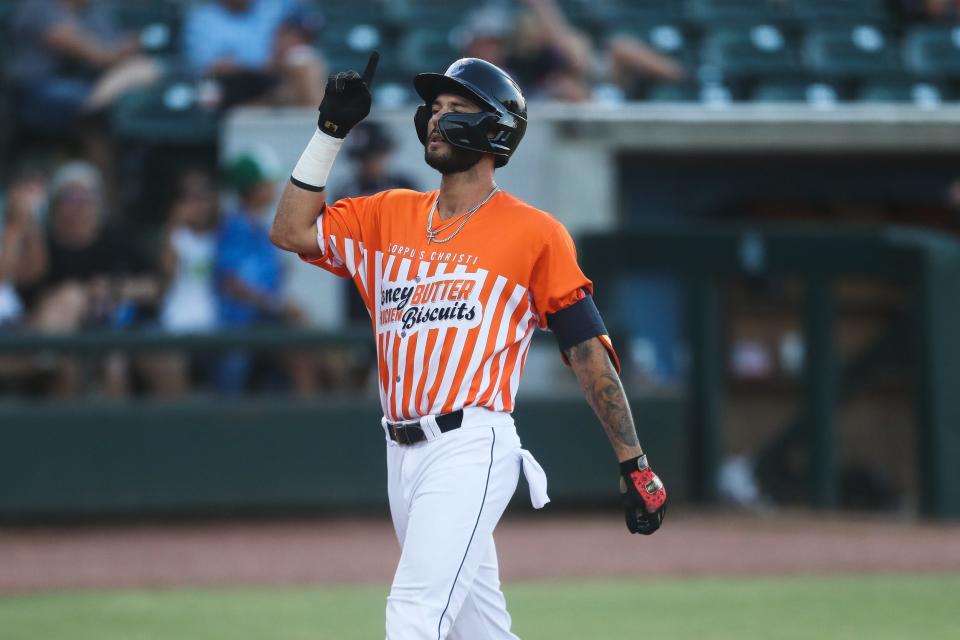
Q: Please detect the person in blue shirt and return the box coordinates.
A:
[214,148,304,393]
[183,0,325,108]
[216,152,284,328]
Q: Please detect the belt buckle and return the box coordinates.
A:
[391,422,413,445]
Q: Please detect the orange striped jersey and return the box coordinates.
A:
[302,188,612,422]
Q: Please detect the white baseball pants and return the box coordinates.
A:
[384,409,548,640]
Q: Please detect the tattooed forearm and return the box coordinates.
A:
[566,339,643,461]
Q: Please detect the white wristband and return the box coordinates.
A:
[291,130,344,191]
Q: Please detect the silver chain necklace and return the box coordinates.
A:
[426,184,500,244]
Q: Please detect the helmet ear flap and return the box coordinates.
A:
[414,105,431,146]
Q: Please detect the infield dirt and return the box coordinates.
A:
[2,510,959,594]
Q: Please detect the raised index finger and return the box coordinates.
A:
[361,51,379,88]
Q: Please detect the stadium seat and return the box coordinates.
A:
[645,83,700,102]
[683,0,786,25]
[903,26,960,78]
[857,79,947,106]
[373,82,417,108]
[112,83,218,144]
[319,21,389,75]
[646,81,734,105]
[803,26,900,79]
[750,79,842,106]
[700,25,799,80]
[585,0,683,37]
[104,0,180,53]
[608,22,697,68]
[787,0,891,25]
[386,0,475,34]
[398,27,460,76]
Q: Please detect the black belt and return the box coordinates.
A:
[387,410,463,445]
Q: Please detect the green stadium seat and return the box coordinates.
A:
[803,26,900,79]
[645,83,700,102]
[398,27,460,75]
[750,79,842,105]
[387,1,475,33]
[857,79,947,106]
[787,0,890,25]
[373,82,417,108]
[683,0,785,25]
[645,81,734,105]
[700,25,799,80]
[592,0,681,23]
[319,21,389,74]
[104,0,180,53]
[608,22,697,68]
[112,83,218,144]
[903,26,960,78]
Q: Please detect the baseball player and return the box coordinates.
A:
[270,53,667,640]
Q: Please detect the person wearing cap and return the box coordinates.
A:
[331,122,419,202]
[26,161,158,397]
[214,148,306,393]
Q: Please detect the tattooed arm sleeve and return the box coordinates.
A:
[565,338,644,463]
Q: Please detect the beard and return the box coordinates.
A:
[424,141,485,175]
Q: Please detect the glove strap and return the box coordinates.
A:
[291,129,344,191]
[619,454,650,476]
[620,454,667,511]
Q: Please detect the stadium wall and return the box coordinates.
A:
[0,396,686,519]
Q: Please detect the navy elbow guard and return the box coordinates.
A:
[547,293,621,373]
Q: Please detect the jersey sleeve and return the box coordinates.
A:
[529,223,621,372]
[529,223,593,328]
[299,191,385,279]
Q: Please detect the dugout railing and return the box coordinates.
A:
[0,328,686,519]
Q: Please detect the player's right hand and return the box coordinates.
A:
[618,454,667,535]
[316,51,379,139]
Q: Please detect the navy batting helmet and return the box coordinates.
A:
[414,58,527,168]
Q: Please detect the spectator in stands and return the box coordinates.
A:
[460,0,684,102]
[7,0,163,213]
[0,169,49,328]
[140,168,222,397]
[331,122,419,201]
[214,148,308,394]
[183,0,325,109]
[0,170,49,394]
[28,161,160,397]
[159,168,220,335]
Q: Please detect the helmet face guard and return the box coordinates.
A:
[413,58,527,168]
[415,108,522,167]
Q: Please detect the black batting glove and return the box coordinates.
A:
[317,51,379,138]
[619,454,667,535]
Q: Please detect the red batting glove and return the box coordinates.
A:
[619,454,667,535]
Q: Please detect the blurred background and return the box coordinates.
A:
[1,1,959,638]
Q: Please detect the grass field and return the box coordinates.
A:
[1,574,957,640]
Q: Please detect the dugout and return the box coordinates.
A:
[581,223,960,519]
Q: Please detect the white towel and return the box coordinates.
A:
[518,448,550,509]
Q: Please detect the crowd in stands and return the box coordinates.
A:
[1,0,960,399]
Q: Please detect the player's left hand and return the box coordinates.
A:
[316,51,379,138]
[619,454,667,535]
